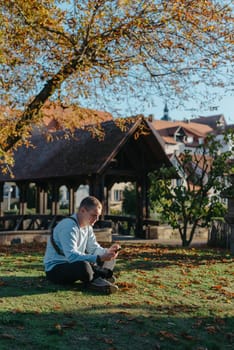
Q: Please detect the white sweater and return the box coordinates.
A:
[43,214,106,272]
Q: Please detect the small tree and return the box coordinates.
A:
[149,132,233,247]
[122,183,136,216]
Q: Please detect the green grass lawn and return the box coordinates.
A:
[0,242,233,350]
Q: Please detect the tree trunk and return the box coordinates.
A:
[4,55,86,152]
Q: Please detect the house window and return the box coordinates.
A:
[185,136,193,144]
[113,190,123,202]
[176,178,182,186]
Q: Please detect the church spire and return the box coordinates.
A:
[161,102,171,121]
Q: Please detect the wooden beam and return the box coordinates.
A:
[105,169,137,177]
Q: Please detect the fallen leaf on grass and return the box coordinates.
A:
[181,332,196,340]
[54,323,63,335]
[159,330,178,342]
[12,308,23,314]
[127,316,138,321]
[211,285,234,298]
[117,281,137,291]
[145,300,155,305]
[211,285,223,290]
[116,319,129,324]
[96,337,116,348]
[136,270,147,275]
[226,299,232,303]
[104,338,113,344]
[190,279,202,285]
[214,317,225,325]
[139,332,149,337]
[205,325,219,334]
[61,321,77,329]
[120,302,132,308]
[50,321,77,336]
[205,295,216,300]
[1,333,15,339]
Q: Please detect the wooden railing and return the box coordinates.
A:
[0,215,65,231]
[0,214,159,237]
[102,215,159,235]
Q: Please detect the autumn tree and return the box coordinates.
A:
[0,0,233,167]
[149,132,234,247]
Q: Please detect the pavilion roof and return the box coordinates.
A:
[0,116,171,183]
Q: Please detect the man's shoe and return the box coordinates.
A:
[87,277,118,294]
[107,275,116,284]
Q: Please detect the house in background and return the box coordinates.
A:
[151,119,214,156]
[150,107,234,155]
[191,114,227,131]
[150,108,233,207]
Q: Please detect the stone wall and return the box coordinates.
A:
[146,224,208,240]
[0,228,112,246]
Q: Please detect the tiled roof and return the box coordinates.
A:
[151,119,213,141]
[0,117,171,182]
[163,136,177,145]
[40,100,113,130]
[191,114,226,130]
[0,101,113,131]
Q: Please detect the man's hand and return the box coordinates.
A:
[99,244,121,262]
[108,243,121,254]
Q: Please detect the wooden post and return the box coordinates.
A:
[145,175,150,219]
[106,186,111,215]
[223,174,234,255]
[18,182,28,215]
[36,183,48,214]
[50,183,60,215]
[226,199,234,255]
[0,183,4,216]
[89,174,105,218]
[68,186,75,215]
[135,178,144,238]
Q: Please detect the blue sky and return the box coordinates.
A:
[90,79,233,125]
[141,95,234,124]
[105,94,234,125]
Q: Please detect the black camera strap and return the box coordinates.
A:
[50,216,78,256]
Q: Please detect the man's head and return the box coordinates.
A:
[78,196,102,227]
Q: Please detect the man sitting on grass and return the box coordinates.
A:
[44,196,120,294]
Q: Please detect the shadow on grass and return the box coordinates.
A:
[0,304,233,350]
[0,276,85,298]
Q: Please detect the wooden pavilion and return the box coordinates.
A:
[0,116,172,237]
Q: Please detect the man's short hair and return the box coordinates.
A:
[79,196,102,210]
